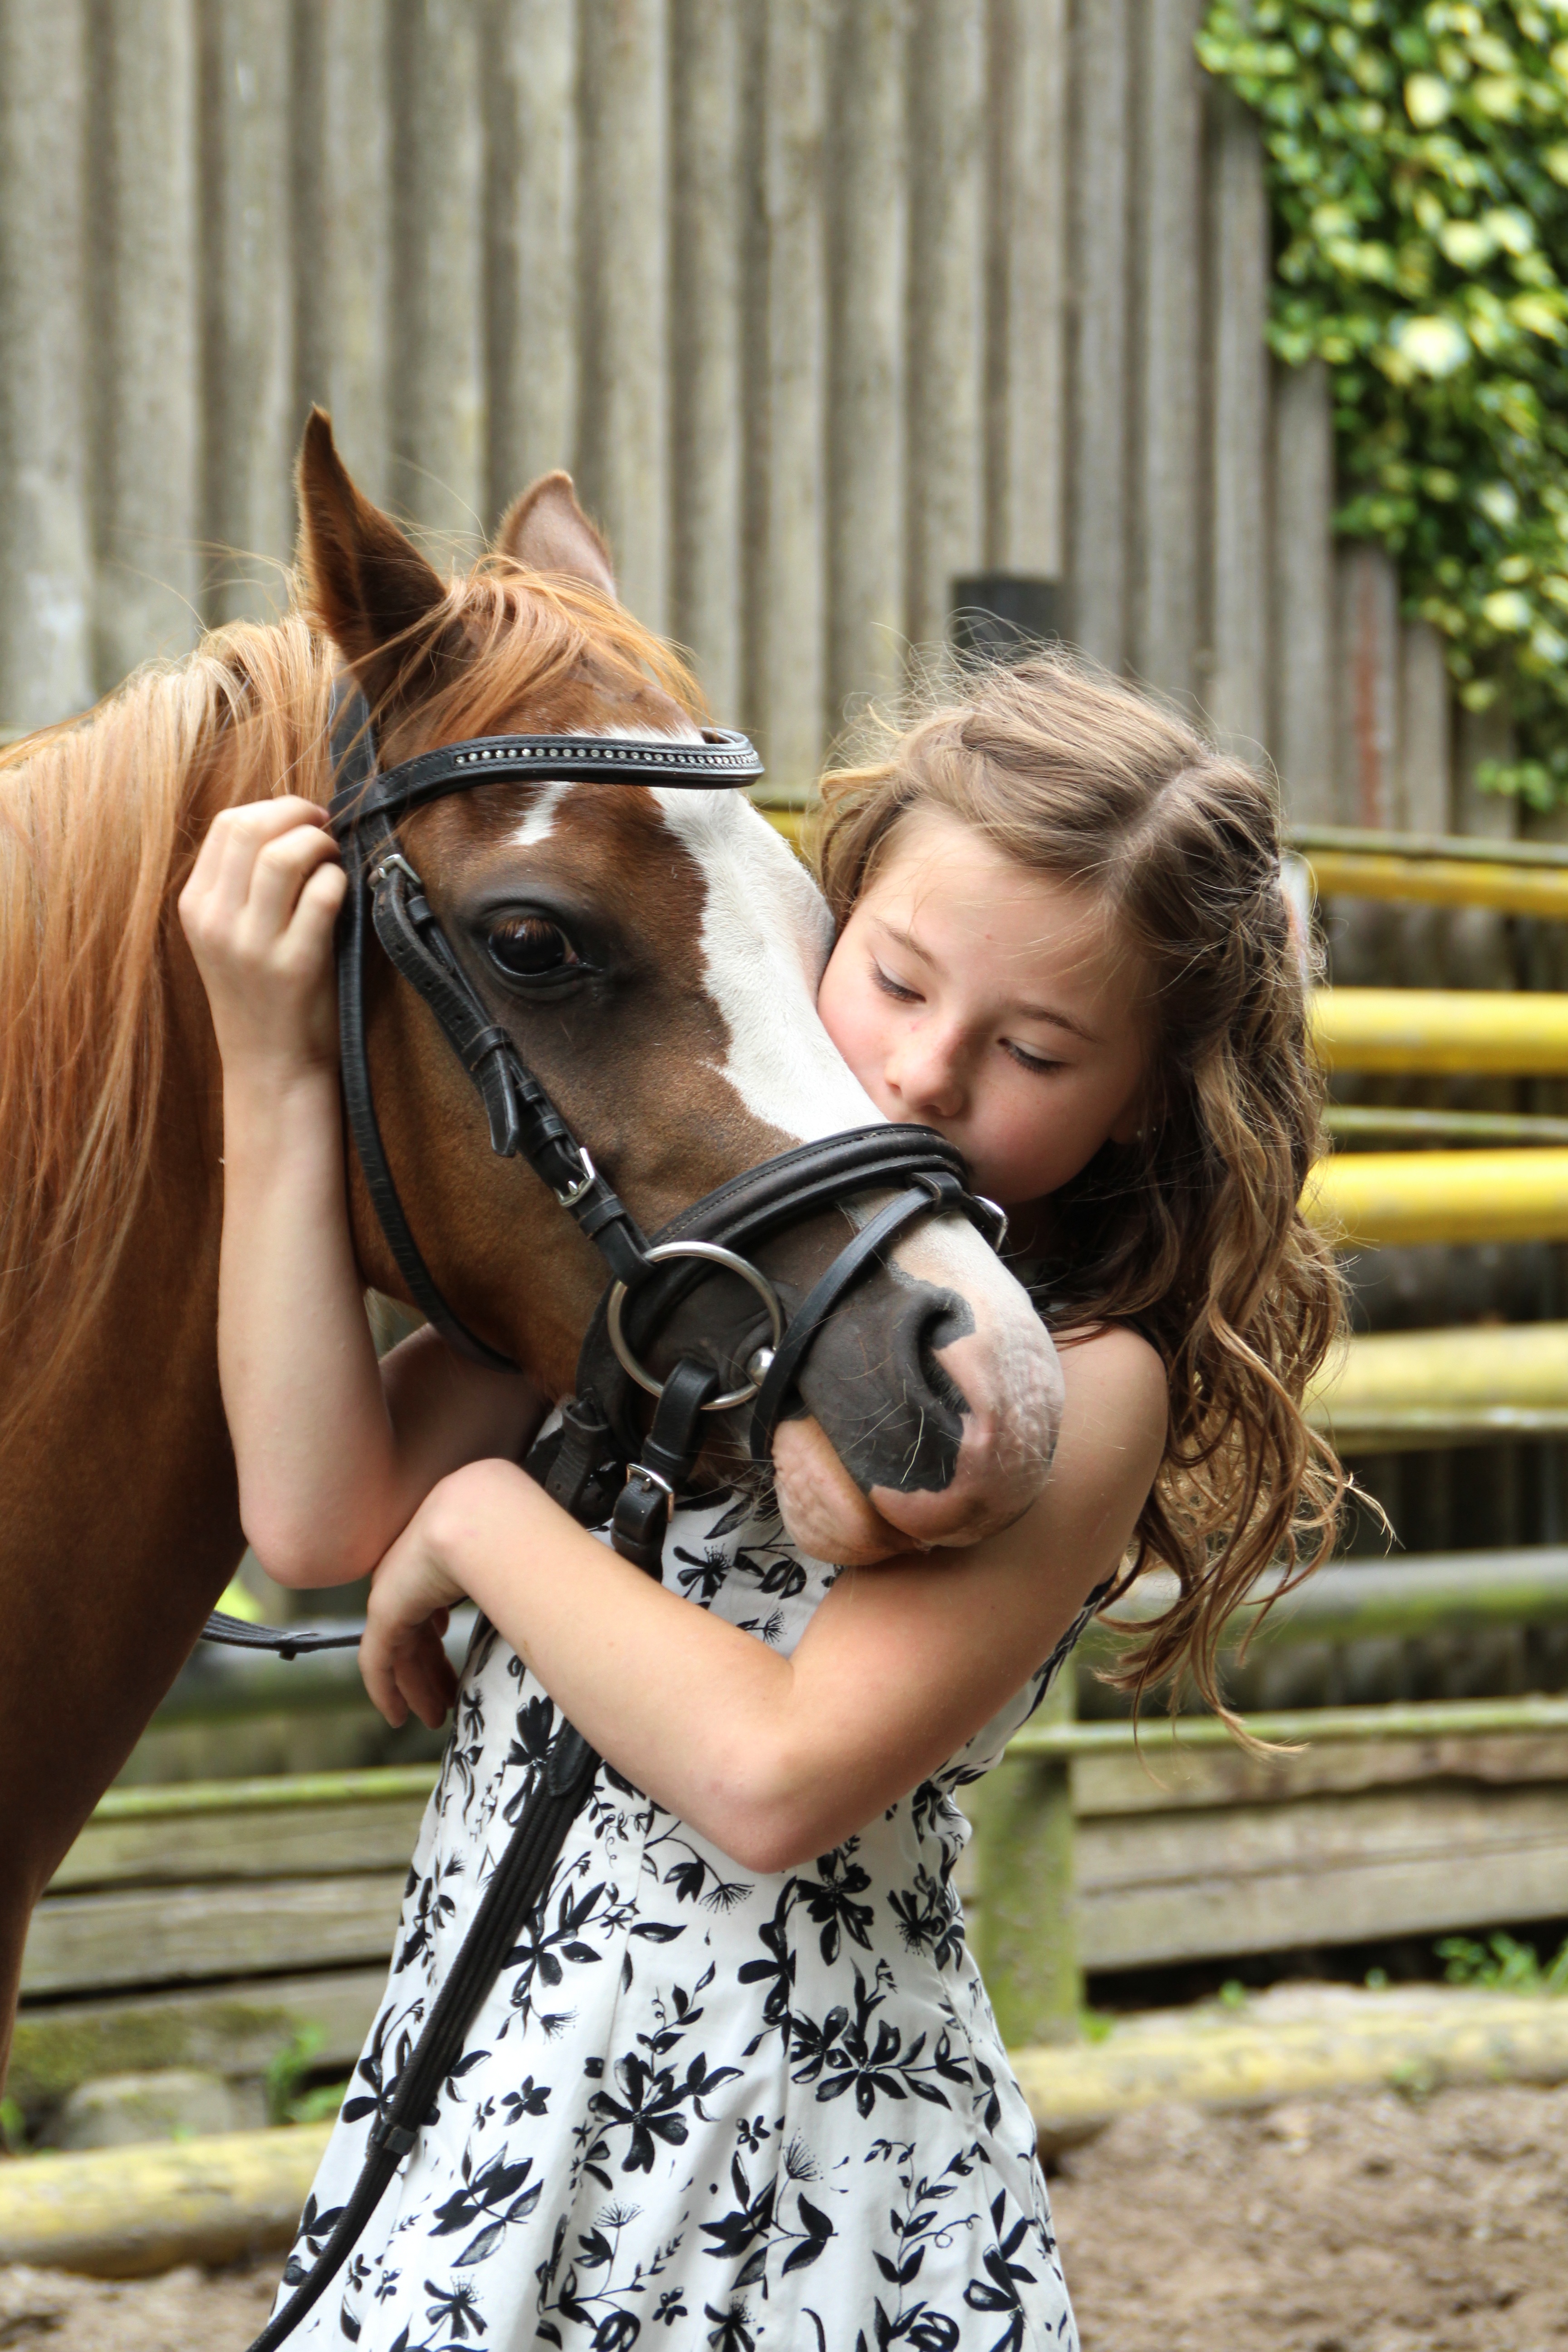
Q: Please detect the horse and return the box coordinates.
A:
[0,411,1062,2083]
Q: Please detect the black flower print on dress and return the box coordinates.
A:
[269,1477,1084,2350]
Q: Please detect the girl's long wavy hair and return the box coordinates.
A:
[814,652,1348,1717]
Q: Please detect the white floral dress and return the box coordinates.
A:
[275,1483,1091,2352]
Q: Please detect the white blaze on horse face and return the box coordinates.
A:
[509,781,573,848]
[650,788,881,1143]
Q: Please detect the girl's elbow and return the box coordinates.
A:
[708,1766,843,1877]
[240,1506,368,1592]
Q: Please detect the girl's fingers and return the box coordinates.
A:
[358,1627,408,1728]
[292,857,348,950]
[245,821,342,941]
[192,799,329,928]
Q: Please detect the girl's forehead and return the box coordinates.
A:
[872,807,1107,931]
[865,808,1142,1009]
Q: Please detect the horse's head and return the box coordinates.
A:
[299,414,1061,1563]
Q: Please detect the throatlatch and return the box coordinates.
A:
[223,685,1005,2347]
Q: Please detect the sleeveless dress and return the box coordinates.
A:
[274,1481,1092,2352]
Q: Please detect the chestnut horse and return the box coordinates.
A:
[0,414,1061,2081]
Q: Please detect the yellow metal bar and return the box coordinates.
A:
[1303,848,1568,920]
[1303,1320,1568,1446]
[757,801,807,849]
[1313,986,1568,1073]
[1306,1148,1568,1246]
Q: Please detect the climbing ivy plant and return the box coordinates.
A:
[1199,0,1568,805]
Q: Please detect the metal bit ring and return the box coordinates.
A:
[606,1241,785,1411]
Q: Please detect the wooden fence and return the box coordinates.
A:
[15,1553,1568,2122]
[0,0,1519,826]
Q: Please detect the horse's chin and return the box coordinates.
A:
[769,1418,913,1565]
[771,1411,1045,1565]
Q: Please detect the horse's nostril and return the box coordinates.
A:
[794,1270,977,1496]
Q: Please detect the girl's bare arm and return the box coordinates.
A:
[180,798,542,1588]
[360,1322,1166,1868]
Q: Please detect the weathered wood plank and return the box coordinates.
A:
[199,0,293,622]
[1270,359,1336,822]
[9,1970,387,2113]
[296,0,392,503]
[750,0,827,791]
[389,0,484,541]
[825,0,904,732]
[1131,0,1203,698]
[88,0,201,687]
[22,1876,406,1998]
[1336,540,1402,830]
[0,0,93,729]
[905,0,986,652]
[1067,0,1129,666]
[1074,1782,1568,1967]
[578,0,669,627]
[1070,1732,1568,1818]
[1400,616,1452,834]
[49,1795,431,1891]
[671,0,744,715]
[485,0,579,518]
[985,0,1067,578]
[1208,84,1269,752]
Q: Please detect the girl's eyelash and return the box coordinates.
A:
[1006,1042,1064,1075]
[872,961,920,1003]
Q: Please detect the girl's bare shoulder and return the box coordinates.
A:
[1052,1318,1169,1447]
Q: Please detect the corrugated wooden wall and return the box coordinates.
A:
[0,0,1495,822]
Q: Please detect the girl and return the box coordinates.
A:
[181,652,1343,2351]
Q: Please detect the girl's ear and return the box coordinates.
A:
[295,406,457,714]
[494,471,617,600]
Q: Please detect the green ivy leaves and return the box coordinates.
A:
[1199,0,1568,804]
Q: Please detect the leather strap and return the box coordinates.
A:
[746,1178,954,1459]
[199,1611,362,1656]
[610,1356,720,1573]
[330,727,761,834]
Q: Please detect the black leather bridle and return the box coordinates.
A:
[225,682,1005,2349]
[221,681,1000,1577]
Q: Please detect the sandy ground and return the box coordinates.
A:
[2,2082,1567,2349]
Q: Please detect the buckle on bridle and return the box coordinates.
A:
[368,850,423,893]
[604,1240,785,1413]
[553,1147,599,1211]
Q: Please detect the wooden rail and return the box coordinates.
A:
[19,1604,1568,2121]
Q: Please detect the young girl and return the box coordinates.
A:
[181,652,1342,2352]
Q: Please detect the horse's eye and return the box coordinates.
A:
[487,917,578,979]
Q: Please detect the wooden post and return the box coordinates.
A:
[969,1671,1079,2048]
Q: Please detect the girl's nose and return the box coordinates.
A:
[886,1024,967,1121]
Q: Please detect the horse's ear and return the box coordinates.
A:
[495,471,617,600]
[295,407,452,707]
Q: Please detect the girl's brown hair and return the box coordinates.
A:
[815,652,1347,1717]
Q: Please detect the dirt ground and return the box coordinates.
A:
[2,2082,1567,2350]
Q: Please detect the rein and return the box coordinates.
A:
[216,683,1002,2347]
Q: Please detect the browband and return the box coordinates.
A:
[328,725,763,834]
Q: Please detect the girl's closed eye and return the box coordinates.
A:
[872,958,921,1003]
[1004,1039,1066,1075]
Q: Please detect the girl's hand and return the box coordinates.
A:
[360,1486,470,1729]
[178,797,346,1078]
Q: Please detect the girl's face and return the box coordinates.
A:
[817,809,1149,1218]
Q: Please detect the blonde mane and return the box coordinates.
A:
[0,565,700,1441]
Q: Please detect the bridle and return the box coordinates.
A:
[222,680,1008,2350]
[321,679,1004,1538]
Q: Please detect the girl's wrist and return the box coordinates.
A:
[222,1060,340,1140]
